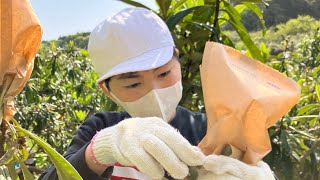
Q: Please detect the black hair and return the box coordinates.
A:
[104,47,179,92]
[104,78,111,92]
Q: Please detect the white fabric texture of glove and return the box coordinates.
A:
[90,117,205,179]
[197,155,275,180]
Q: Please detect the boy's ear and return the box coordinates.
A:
[98,81,116,102]
[174,47,180,57]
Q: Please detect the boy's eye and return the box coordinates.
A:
[158,70,171,78]
[125,83,141,89]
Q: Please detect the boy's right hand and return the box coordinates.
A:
[88,117,205,179]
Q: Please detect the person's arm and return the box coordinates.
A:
[39,112,124,180]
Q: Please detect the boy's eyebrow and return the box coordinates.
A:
[154,61,171,71]
[154,65,164,71]
[117,72,140,79]
[116,62,170,80]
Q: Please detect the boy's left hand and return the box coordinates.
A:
[197,155,275,180]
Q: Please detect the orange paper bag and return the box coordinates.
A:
[198,42,300,164]
[0,0,42,123]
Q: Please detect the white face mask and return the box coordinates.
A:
[110,80,183,122]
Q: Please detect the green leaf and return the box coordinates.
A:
[80,49,88,57]
[156,0,172,19]
[15,126,82,180]
[117,0,152,10]
[223,1,263,60]
[260,42,268,53]
[316,84,320,102]
[227,20,263,60]
[19,148,29,162]
[297,104,318,115]
[220,32,235,47]
[185,0,202,8]
[223,2,242,22]
[242,2,266,35]
[239,0,269,6]
[172,0,187,11]
[190,5,214,24]
[309,117,318,127]
[166,6,204,31]
[218,4,247,26]
[312,65,320,78]
[74,110,87,121]
[187,20,221,42]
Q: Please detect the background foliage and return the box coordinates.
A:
[14,42,117,169]
[12,0,319,179]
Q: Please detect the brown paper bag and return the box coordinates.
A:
[0,0,42,123]
[198,42,300,164]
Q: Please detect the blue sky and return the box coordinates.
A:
[30,0,158,40]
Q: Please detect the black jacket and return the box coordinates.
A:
[39,106,207,180]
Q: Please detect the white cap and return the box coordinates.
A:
[88,7,175,83]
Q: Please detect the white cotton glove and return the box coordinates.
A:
[197,155,275,180]
[89,117,205,179]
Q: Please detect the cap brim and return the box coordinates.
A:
[96,45,174,83]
